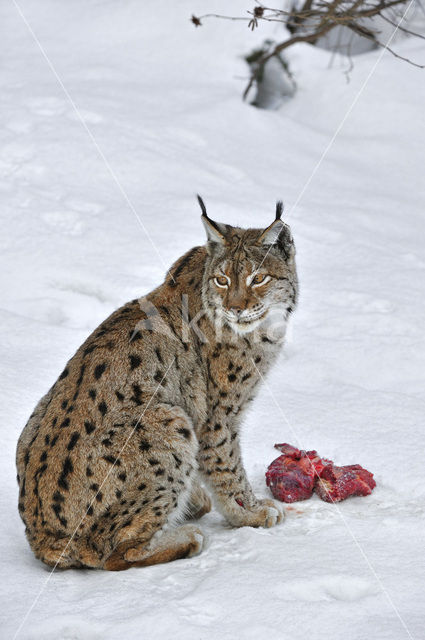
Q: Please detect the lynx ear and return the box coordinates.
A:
[258,201,294,258]
[258,201,286,245]
[197,195,226,244]
[259,219,285,245]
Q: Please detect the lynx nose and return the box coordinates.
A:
[229,306,243,318]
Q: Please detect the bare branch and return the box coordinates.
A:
[192,0,425,102]
[346,24,425,67]
[380,12,425,40]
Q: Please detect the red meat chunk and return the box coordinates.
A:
[315,464,376,502]
[265,453,315,503]
[266,443,375,503]
[266,443,331,503]
[274,443,301,458]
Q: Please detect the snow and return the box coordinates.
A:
[1,0,425,638]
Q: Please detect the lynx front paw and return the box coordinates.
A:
[256,498,285,526]
[226,497,284,529]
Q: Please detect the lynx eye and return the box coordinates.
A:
[251,273,270,286]
[214,275,229,288]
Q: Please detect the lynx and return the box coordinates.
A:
[16,197,298,571]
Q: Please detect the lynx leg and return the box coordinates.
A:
[185,481,212,520]
[103,523,205,571]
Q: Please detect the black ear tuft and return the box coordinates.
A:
[197,194,208,218]
[198,195,226,244]
[275,201,283,221]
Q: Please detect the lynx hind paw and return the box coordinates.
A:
[171,524,207,558]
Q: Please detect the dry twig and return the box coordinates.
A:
[191,0,424,100]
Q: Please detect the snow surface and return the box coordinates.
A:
[1,1,425,638]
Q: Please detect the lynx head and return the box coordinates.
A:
[198,196,298,335]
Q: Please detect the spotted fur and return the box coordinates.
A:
[16,201,298,570]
